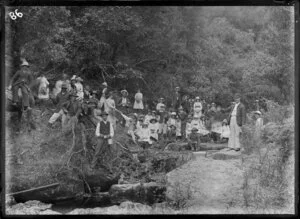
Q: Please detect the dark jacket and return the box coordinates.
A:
[11,67,34,86]
[223,102,246,127]
[62,100,82,117]
[53,91,70,113]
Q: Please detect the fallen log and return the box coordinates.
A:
[7,182,60,196]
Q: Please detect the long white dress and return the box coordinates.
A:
[221,125,230,138]
[133,92,144,110]
[37,76,50,100]
[228,103,241,149]
[193,102,202,118]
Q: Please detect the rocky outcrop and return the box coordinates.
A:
[5,200,61,215]
[150,151,193,173]
[109,182,166,205]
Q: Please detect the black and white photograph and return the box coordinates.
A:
[3,4,296,215]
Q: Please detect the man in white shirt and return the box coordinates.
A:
[91,111,114,168]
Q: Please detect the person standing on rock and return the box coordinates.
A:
[48,83,70,128]
[91,111,114,168]
[222,93,246,151]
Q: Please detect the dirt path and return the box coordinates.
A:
[166,147,246,214]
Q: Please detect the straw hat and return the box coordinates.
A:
[254,111,262,115]
[102,82,108,86]
[21,59,29,66]
[171,112,176,116]
[76,77,83,82]
[121,89,128,94]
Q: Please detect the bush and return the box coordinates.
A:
[240,100,294,212]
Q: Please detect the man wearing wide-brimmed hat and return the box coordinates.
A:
[91,111,114,168]
[222,93,246,151]
[8,58,34,110]
[118,89,130,114]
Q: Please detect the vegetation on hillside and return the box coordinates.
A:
[6,6,294,108]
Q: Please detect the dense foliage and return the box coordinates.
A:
[7,6,294,109]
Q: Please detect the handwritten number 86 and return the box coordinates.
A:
[9,9,23,20]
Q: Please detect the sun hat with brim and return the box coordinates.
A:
[71,75,77,80]
[159,97,164,100]
[21,59,29,66]
[171,112,176,116]
[254,111,262,115]
[195,96,200,100]
[222,119,228,123]
[102,82,108,86]
[121,89,128,94]
[91,90,98,94]
[76,77,83,82]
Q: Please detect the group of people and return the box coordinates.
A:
[8,60,265,168]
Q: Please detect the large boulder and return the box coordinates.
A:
[5,200,61,215]
[109,182,166,205]
[150,151,193,173]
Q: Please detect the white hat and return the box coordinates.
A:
[254,111,262,115]
[76,77,83,82]
[196,96,200,100]
[171,112,176,116]
[102,82,108,86]
[71,75,77,80]
[21,59,29,66]
[121,89,128,94]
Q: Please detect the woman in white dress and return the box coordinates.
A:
[193,96,202,119]
[75,77,84,101]
[133,89,144,113]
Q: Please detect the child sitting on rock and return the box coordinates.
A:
[188,127,201,151]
